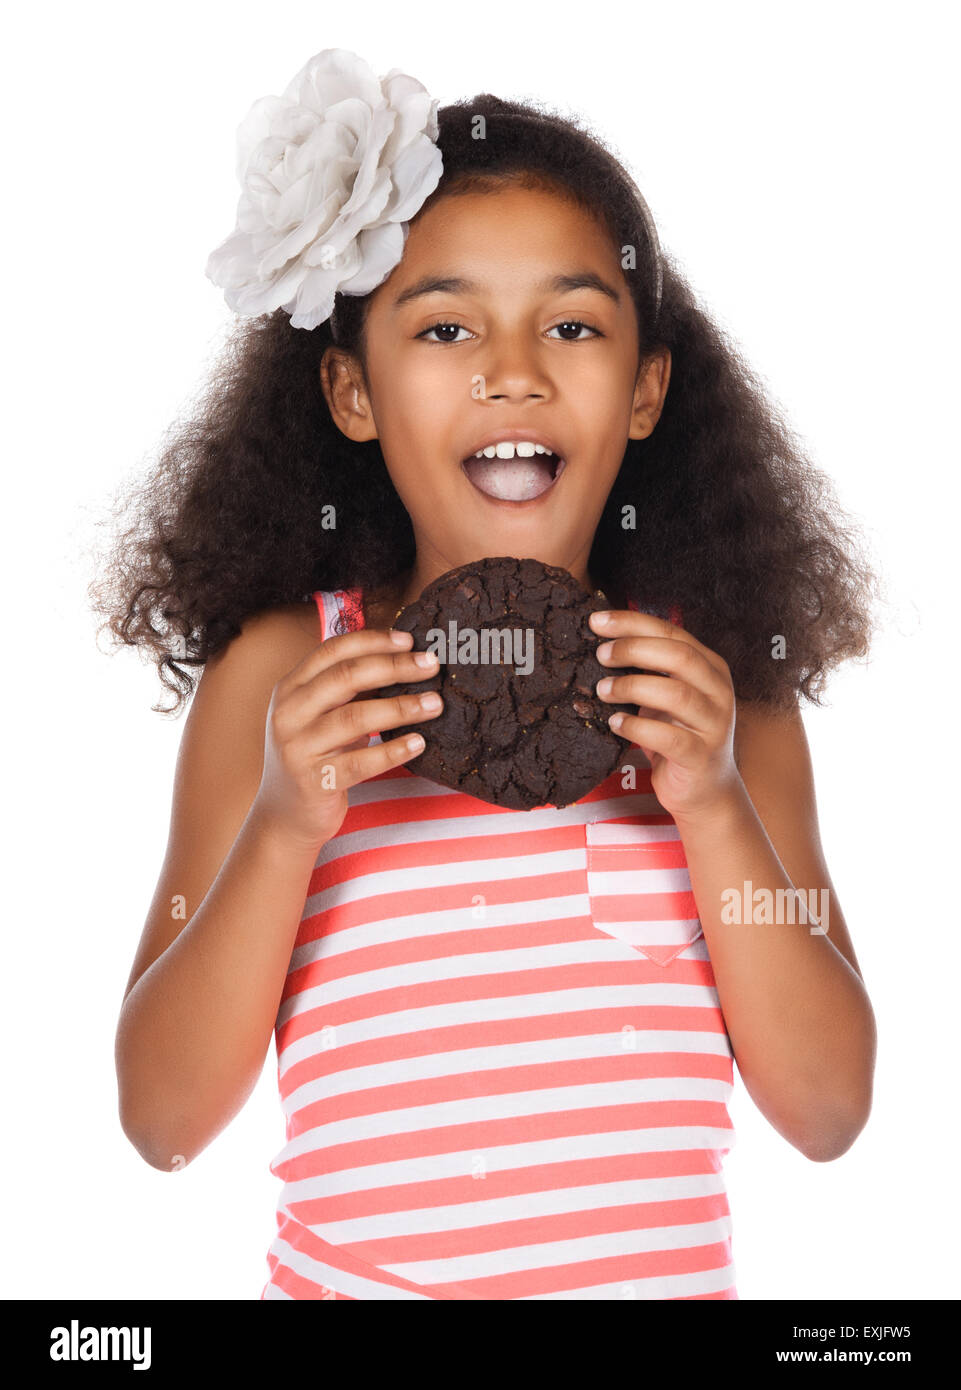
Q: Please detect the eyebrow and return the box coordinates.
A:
[392,270,622,310]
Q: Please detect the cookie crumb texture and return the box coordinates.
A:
[378,556,636,810]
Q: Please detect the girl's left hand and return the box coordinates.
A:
[590,609,742,824]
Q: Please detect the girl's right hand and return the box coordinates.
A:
[252,627,443,851]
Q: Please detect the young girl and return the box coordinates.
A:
[98,48,879,1300]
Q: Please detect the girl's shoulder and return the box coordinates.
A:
[205,600,322,690]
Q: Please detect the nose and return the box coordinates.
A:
[479,333,553,401]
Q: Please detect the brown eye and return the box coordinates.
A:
[418,321,471,343]
[549,320,602,340]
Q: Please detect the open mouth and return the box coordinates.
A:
[460,446,566,502]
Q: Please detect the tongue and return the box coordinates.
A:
[462,454,556,501]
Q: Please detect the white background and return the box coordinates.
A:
[2,0,957,1300]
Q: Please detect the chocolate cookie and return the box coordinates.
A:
[377,556,636,810]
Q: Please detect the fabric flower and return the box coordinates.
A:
[205,48,443,330]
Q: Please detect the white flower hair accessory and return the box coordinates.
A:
[205,48,443,331]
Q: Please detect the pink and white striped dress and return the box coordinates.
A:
[260,587,737,1300]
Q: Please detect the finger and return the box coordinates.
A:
[304,685,445,756]
[596,671,722,738]
[597,632,730,705]
[608,711,702,765]
[282,625,415,692]
[318,727,430,793]
[282,647,441,732]
[590,608,730,680]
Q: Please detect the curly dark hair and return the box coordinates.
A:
[89,91,882,717]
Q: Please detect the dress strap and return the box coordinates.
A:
[626,595,684,626]
[311,587,365,641]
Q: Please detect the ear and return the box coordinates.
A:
[627,347,671,442]
[319,347,379,444]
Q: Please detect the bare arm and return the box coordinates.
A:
[674,700,877,1163]
[115,604,443,1170]
[114,605,322,1170]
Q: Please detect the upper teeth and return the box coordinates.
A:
[472,442,555,459]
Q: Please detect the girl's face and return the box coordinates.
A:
[322,181,670,599]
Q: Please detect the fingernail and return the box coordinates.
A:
[390,629,413,645]
[596,677,614,695]
[591,611,612,626]
[596,641,613,660]
[608,712,625,729]
[406,734,425,751]
[414,650,439,667]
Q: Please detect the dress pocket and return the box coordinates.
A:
[584,820,704,966]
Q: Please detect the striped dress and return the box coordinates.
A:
[260,587,737,1300]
